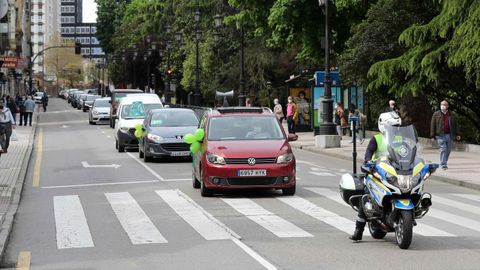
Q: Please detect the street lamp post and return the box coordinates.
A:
[165,40,172,103]
[194,10,201,106]
[318,0,337,135]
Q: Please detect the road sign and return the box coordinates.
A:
[0,57,18,68]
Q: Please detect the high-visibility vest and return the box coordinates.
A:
[372,133,387,160]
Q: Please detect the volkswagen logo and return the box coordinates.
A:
[247,157,256,165]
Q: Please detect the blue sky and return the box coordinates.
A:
[83,0,97,23]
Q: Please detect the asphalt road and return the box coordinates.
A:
[2,98,480,270]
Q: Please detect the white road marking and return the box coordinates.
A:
[451,193,480,204]
[311,167,320,171]
[105,192,167,245]
[156,190,276,269]
[54,195,94,249]
[156,190,234,240]
[127,152,166,181]
[38,120,85,126]
[434,195,480,216]
[222,198,313,238]
[429,209,480,233]
[42,180,159,189]
[309,171,335,177]
[107,135,112,138]
[297,160,326,169]
[162,178,191,182]
[81,161,120,169]
[101,131,105,134]
[305,187,454,237]
[231,238,277,270]
[277,196,353,234]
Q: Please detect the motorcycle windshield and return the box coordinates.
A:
[382,125,419,171]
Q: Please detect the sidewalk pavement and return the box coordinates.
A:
[0,118,37,258]
[288,127,480,191]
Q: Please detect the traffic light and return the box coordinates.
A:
[74,42,81,54]
[166,69,173,77]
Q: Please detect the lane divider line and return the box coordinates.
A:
[41,179,160,189]
[16,251,31,270]
[32,128,43,187]
[126,152,166,181]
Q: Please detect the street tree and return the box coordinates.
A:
[368,0,480,141]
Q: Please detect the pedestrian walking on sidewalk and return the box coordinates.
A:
[286,96,297,134]
[273,98,284,124]
[17,95,26,126]
[334,102,347,138]
[41,91,49,112]
[0,103,16,153]
[6,96,17,123]
[430,100,461,170]
[23,96,35,127]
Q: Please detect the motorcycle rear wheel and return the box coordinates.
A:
[368,221,387,239]
[395,210,413,249]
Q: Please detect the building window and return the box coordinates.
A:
[91,27,96,34]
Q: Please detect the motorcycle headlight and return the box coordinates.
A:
[397,175,413,193]
[147,133,163,142]
[206,152,226,165]
[277,153,293,163]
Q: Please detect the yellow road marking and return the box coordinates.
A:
[16,251,31,270]
[32,128,43,187]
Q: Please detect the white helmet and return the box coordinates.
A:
[378,111,401,133]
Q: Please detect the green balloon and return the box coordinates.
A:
[135,123,142,130]
[190,141,201,153]
[184,133,195,144]
[194,129,205,141]
[134,129,143,138]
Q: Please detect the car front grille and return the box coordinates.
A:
[224,157,277,164]
[226,177,278,186]
[161,143,190,152]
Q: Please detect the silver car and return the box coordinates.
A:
[89,98,111,125]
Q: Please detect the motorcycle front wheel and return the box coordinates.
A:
[395,210,413,249]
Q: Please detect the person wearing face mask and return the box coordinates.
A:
[430,100,461,170]
[273,98,284,124]
[286,96,297,134]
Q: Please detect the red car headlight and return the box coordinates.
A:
[277,153,293,163]
[206,152,226,165]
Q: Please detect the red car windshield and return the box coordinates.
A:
[208,116,284,141]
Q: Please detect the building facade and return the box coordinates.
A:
[31,0,61,74]
[60,0,104,64]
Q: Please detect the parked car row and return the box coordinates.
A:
[72,89,299,197]
[59,88,110,125]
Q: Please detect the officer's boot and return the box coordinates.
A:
[349,221,366,241]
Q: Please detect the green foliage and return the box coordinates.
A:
[367,0,480,142]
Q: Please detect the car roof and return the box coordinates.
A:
[112,89,143,93]
[118,95,163,105]
[149,108,195,114]
[207,107,274,117]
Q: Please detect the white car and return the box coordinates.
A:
[33,92,45,103]
[89,98,111,124]
[114,94,163,152]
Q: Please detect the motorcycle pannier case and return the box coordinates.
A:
[339,173,365,204]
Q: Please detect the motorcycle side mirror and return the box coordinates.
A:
[361,162,375,174]
[428,163,439,174]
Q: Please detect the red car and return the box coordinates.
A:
[192,107,298,197]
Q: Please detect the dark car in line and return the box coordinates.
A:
[139,108,199,162]
[81,95,101,112]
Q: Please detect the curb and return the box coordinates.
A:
[0,113,38,261]
[291,144,480,192]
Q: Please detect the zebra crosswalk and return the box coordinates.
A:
[52,188,480,250]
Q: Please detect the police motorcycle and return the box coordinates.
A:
[340,124,438,249]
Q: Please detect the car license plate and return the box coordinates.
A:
[170,151,190,157]
[238,170,267,177]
